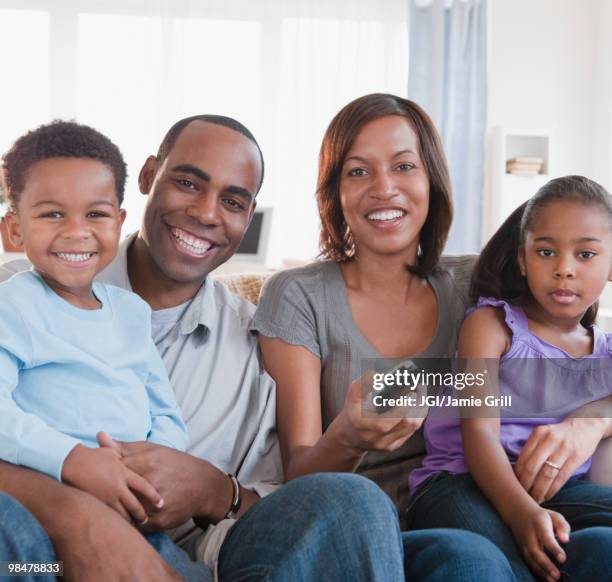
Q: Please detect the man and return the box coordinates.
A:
[0,115,407,581]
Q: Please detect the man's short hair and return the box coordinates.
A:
[156,114,265,193]
[2,120,127,208]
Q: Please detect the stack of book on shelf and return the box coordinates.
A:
[505,156,544,176]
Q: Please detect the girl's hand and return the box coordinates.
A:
[336,372,424,454]
[61,443,164,524]
[508,505,570,582]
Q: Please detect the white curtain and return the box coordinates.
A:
[0,0,409,266]
[408,0,487,253]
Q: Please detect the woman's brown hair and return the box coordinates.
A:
[316,93,453,276]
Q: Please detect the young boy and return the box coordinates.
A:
[0,120,187,526]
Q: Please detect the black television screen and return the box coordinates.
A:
[238,211,263,254]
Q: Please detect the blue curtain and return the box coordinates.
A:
[408,0,487,253]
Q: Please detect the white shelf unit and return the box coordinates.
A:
[482,127,551,244]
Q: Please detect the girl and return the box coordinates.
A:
[408,175,612,582]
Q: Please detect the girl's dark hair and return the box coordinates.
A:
[316,93,453,276]
[471,175,612,327]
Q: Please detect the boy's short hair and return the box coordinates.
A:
[1,120,127,208]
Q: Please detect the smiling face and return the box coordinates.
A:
[518,199,612,324]
[137,121,261,288]
[5,157,125,306]
[338,115,429,262]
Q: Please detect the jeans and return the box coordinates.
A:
[219,472,514,581]
[407,472,612,581]
[0,492,55,582]
[0,474,514,582]
[0,492,211,582]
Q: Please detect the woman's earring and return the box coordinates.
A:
[343,224,356,260]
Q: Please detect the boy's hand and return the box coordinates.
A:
[98,432,241,530]
[61,442,164,524]
[509,506,570,582]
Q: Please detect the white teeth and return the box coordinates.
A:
[171,228,212,254]
[56,252,95,262]
[367,209,405,221]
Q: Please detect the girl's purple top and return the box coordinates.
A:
[409,296,612,492]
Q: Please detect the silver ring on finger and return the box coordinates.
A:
[544,459,561,471]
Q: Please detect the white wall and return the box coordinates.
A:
[487,0,608,184]
[591,0,612,189]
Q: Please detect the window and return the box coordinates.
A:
[0,0,408,264]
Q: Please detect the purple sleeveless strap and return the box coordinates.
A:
[467,296,529,340]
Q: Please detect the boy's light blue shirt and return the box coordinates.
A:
[0,236,281,571]
[0,270,187,481]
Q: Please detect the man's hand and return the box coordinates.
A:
[0,461,181,582]
[62,442,164,524]
[98,433,232,530]
[53,498,181,582]
[57,494,183,582]
[515,418,606,502]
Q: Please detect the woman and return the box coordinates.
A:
[251,93,610,579]
[252,93,512,580]
[253,93,472,504]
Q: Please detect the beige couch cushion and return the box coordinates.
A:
[212,272,270,305]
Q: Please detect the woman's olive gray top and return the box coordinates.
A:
[251,256,476,522]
